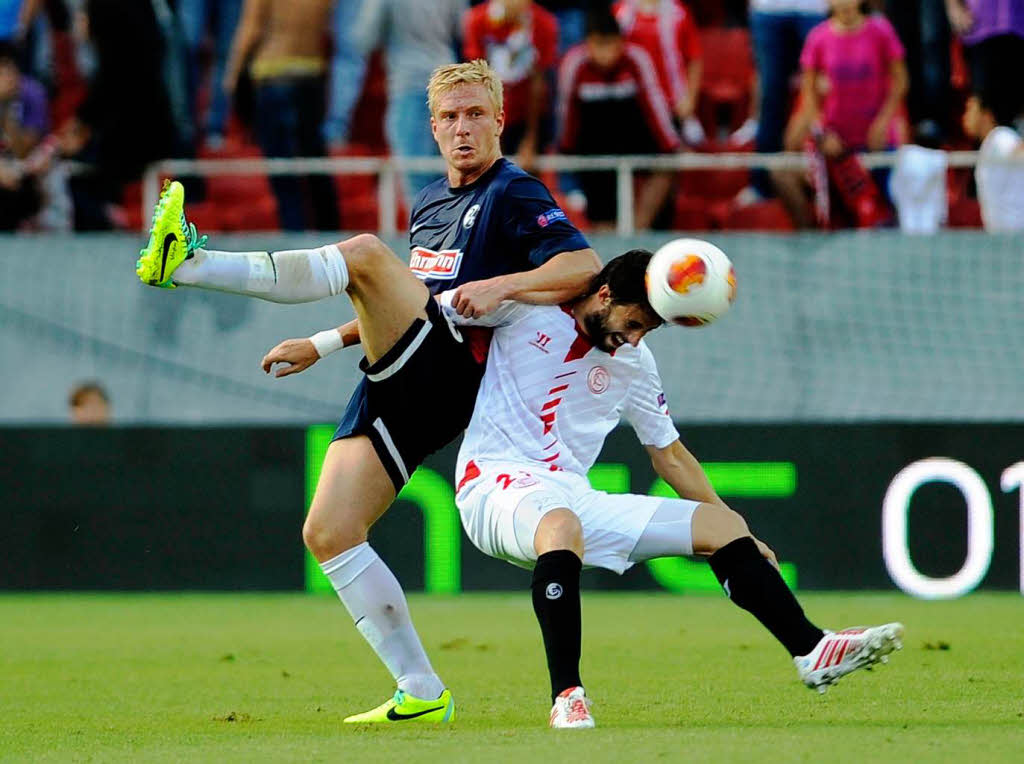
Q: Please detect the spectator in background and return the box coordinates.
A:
[613,0,705,146]
[322,0,368,150]
[0,39,45,228]
[946,0,1024,124]
[748,0,828,195]
[536,0,594,55]
[886,0,950,145]
[59,0,177,230]
[557,8,680,230]
[963,87,1024,231]
[463,0,559,171]
[354,0,467,207]
[68,381,111,426]
[180,0,244,150]
[776,0,907,228]
[224,0,339,232]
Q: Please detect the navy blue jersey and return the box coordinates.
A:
[407,158,590,294]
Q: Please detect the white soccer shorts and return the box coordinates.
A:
[456,462,698,574]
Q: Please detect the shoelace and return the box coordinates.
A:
[565,696,589,723]
[185,221,207,253]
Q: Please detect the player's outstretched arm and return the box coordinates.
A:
[645,439,725,508]
[261,319,361,378]
[450,248,601,318]
[648,440,779,566]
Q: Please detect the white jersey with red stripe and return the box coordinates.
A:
[438,293,679,492]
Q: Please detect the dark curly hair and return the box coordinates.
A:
[581,249,658,317]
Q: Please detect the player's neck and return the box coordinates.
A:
[448,155,502,188]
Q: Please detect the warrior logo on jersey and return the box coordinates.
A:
[587,366,610,394]
[409,246,464,280]
[463,204,481,229]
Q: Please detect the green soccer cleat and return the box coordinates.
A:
[136,179,206,289]
[343,689,456,724]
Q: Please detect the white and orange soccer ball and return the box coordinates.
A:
[645,238,736,327]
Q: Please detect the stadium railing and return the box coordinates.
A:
[138,150,990,236]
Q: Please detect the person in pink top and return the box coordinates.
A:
[612,0,704,144]
[787,0,908,153]
[775,0,908,228]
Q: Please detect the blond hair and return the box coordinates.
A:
[427,59,504,116]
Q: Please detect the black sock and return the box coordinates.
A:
[531,550,583,703]
[708,537,824,657]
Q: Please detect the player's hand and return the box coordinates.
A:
[450,277,508,318]
[261,338,319,378]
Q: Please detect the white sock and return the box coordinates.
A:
[321,543,445,700]
[172,244,348,304]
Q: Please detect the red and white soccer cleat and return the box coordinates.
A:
[794,623,905,694]
[549,686,595,729]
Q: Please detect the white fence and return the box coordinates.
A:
[141,150,989,236]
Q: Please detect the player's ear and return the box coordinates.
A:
[496,108,505,136]
[597,284,612,304]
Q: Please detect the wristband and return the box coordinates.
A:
[310,329,344,358]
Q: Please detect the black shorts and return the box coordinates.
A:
[332,297,485,492]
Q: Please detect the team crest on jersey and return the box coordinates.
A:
[463,204,481,229]
[409,246,464,280]
[587,365,610,394]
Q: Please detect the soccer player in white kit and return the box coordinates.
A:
[438,250,905,728]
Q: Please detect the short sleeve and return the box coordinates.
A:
[621,349,679,449]
[502,176,591,266]
[986,127,1022,159]
[799,23,826,72]
[437,291,529,327]
[875,16,905,62]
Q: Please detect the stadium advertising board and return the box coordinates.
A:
[3,425,1021,596]
[308,424,1023,597]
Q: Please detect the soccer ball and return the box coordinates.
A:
[645,238,736,327]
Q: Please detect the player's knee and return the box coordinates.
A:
[338,233,390,278]
[302,513,367,561]
[693,503,751,554]
[534,508,584,557]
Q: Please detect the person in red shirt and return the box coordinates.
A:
[556,8,681,229]
[464,0,559,171]
[612,0,705,145]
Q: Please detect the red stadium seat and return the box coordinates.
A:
[677,166,750,200]
[672,194,715,231]
[697,27,755,135]
[947,197,982,228]
[717,199,796,231]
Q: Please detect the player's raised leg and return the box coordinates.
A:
[630,499,903,693]
[529,508,593,729]
[135,184,431,358]
[305,437,454,723]
[136,180,349,301]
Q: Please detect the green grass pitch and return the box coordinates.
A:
[2,592,1022,762]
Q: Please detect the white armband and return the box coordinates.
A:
[310,329,344,358]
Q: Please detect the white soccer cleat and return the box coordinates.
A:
[794,622,905,694]
[549,686,595,729]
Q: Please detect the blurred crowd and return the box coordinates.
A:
[1,0,1022,233]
